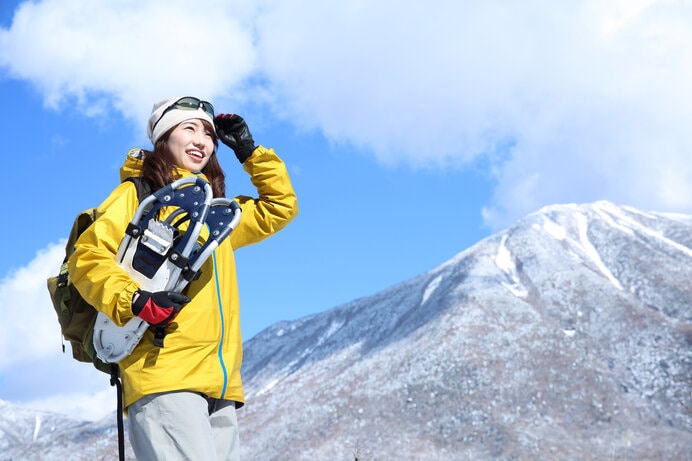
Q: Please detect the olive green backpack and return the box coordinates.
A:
[47,177,150,374]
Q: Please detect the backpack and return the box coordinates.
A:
[47,177,151,374]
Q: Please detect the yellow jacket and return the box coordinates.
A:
[68,146,298,408]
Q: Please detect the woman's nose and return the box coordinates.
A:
[192,130,206,146]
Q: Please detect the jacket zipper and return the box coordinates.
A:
[212,251,228,398]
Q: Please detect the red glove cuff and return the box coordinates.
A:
[136,298,175,326]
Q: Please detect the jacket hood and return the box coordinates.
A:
[120,148,146,182]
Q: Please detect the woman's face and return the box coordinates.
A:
[166,118,215,172]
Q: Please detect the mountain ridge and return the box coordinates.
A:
[1,201,690,460]
[237,200,691,459]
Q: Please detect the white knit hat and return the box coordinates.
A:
[147,96,215,145]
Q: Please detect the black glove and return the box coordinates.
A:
[214,114,256,163]
[132,290,191,327]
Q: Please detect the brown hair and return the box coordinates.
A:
[141,119,226,198]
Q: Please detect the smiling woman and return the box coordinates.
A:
[165,119,216,172]
[141,97,225,197]
[67,96,299,461]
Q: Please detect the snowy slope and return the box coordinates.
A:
[0,399,134,460]
[2,201,690,460]
[238,201,691,460]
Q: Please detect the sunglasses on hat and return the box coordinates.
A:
[152,97,215,132]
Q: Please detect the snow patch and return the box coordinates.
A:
[316,319,345,347]
[257,379,279,396]
[653,211,692,225]
[593,205,636,237]
[575,212,623,290]
[534,217,567,240]
[33,415,41,442]
[596,203,692,258]
[422,275,442,305]
[494,235,528,298]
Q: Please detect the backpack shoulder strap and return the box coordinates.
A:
[123,176,152,203]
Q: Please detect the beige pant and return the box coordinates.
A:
[127,391,239,461]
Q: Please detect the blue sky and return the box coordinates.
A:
[1,0,690,421]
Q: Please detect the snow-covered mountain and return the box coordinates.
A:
[0,399,134,460]
[2,201,690,460]
[237,201,691,460]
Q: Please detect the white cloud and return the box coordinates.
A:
[0,243,65,368]
[254,0,692,227]
[0,0,257,133]
[0,242,115,421]
[1,0,691,229]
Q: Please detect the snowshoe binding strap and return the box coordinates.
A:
[174,198,242,292]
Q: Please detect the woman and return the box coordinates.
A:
[69,96,298,460]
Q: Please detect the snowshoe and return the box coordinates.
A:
[92,176,242,363]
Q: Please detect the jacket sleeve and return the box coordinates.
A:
[229,145,299,249]
[68,181,141,326]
